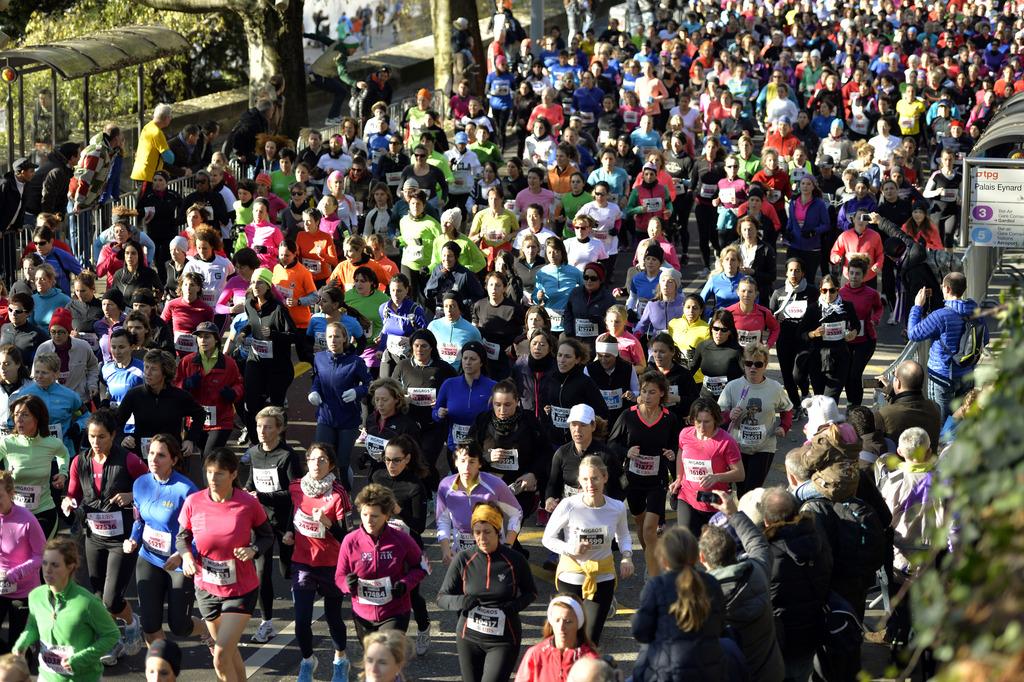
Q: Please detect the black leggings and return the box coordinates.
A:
[491,108,512,149]
[776,334,811,409]
[694,203,720,269]
[455,636,521,682]
[254,532,293,620]
[411,586,430,631]
[292,564,347,657]
[845,339,877,407]
[0,596,29,655]
[810,347,849,401]
[670,193,694,256]
[244,362,292,444]
[557,578,615,646]
[136,557,196,636]
[676,500,715,537]
[191,430,233,484]
[401,265,431,307]
[353,612,410,644]
[738,451,774,497]
[85,535,138,615]
[34,508,59,539]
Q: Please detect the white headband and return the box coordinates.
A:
[547,596,585,628]
[595,341,619,356]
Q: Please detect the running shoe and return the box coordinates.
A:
[121,613,144,656]
[332,656,351,682]
[100,640,123,666]
[297,656,318,682]
[415,627,431,656]
[251,619,277,643]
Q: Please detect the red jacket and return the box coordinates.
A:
[174,351,244,431]
[96,243,126,287]
[514,637,599,682]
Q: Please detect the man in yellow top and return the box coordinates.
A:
[895,84,927,138]
[131,103,174,188]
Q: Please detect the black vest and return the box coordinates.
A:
[76,446,134,540]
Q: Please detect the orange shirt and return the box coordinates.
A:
[296,229,339,283]
[327,257,390,292]
[271,262,316,329]
[548,163,579,195]
[375,255,400,284]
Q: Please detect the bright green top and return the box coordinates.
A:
[397,213,441,270]
[270,170,295,201]
[430,234,487,273]
[344,289,389,339]
[234,200,254,226]
[427,150,455,182]
[559,190,594,237]
[737,155,762,181]
[15,581,120,682]
[0,434,68,515]
[469,140,501,167]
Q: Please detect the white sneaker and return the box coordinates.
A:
[887,312,897,325]
[121,613,144,656]
[415,627,431,656]
[100,640,123,666]
[251,619,277,643]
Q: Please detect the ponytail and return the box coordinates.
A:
[659,527,710,632]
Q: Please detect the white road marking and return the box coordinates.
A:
[244,606,324,678]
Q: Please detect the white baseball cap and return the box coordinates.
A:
[568,404,595,425]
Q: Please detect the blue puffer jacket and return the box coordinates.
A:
[784,197,832,251]
[12,380,90,457]
[311,350,372,429]
[907,298,988,379]
[631,569,728,682]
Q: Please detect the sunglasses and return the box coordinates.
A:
[593,191,607,196]
[33,241,48,246]
[821,287,838,293]
[384,456,407,464]
[583,275,600,282]
[414,154,426,159]
[291,191,305,196]
[744,360,766,368]
[711,326,729,332]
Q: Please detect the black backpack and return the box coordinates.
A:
[812,592,863,682]
[831,497,887,580]
[942,313,986,369]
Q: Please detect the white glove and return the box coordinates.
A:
[342,389,358,403]
[308,391,323,407]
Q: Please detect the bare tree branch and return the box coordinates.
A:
[138,0,242,14]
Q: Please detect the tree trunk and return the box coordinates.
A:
[451,0,486,94]
[432,0,452,94]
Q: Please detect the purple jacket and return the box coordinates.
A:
[435,471,524,547]
[336,525,427,622]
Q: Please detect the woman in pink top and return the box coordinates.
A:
[604,305,646,371]
[838,256,883,406]
[725,277,780,350]
[0,469,45,648]
[160,272,215,357]
[829,211,884,285]
[515,167,558,228]
[244,198,284,270]
[527,88,565,136]
[715,155,748,235]
[631,217,680,271]
[634,61,669,118]
[668,398,744,536]
[178,449,273,682]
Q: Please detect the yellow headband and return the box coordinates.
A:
[471,505,504,533]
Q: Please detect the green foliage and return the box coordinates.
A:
[912,288,1024,676]
[15,0,246,135]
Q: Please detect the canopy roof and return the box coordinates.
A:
[0,26,190,79]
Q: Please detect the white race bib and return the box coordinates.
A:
[294,509,326,539]
[682,458,711,482]
[452,423,471,443]
[49,423,63,441]
[547,309,564,330]
[941,188,958,202]
[454,530,476,552]
[642,197,663,213]
[574,524,608,547]
[365,434,389,461]
[203,405,217,428]
[201,557,237,586]
[699,183,717,199]
[251,339,274,359]
[407,387,436,407]
[386,335,409,356]
[252,468,281,493]
[719,187,736,204]
[783,300,807,319]
[551,406,570,429]
[767,189,782,203]
[563,484,582,498]
[13,484,41,511]
[142,526,173,555]
[174,332,197,353]
[302,258,322,274]
[600,388,623,410]
[39,644,74,676]
[575,319,598,337]
[0,578,16,595]
[703,375,728,396]
[86,512,124,538]
[438,342,460,363]
[628,454,660,476]
[740,423,767,445]
[201,290,217,307]
[489,448,519,471]
[467,606,507,635]
[623,110,639,124]
[482,339,501,361]
[822,321,846,342]
[491,82,511,97]
[357,576,394,605]
[736,328,762,349]
[386,172,403,186]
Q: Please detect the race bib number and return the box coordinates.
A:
[386,335,410,356]
[600,388,623,410]
[452,170,472,191]
[489,448,519,471]
[407,387,436,407]
[942,188,958,202]
[467,606,507,636]
[485,229,507,244]
[251,339,274,359]
[623,110,639,124]
[642,197,664,213]
[252,468,281,493]
[49,423,62,441]
[822,321,846,342]
[201,290,217,307]
[767,190,782,203]
[302,258,321,274]
[358,577,393,602]
[13,484,41,511]
[39,644,74,676]
[142,526,173,555]
[531,80,546,93]
[783,300,807,319]
[703,375,728,396]
[482,339,501,361]
[736,328,761,348]
[574,525,608,547]
[628,454,660,476]
[201,557,237,586]
[503,200,518,214]
[203,405,217,428]
[365,434,389,461]
[452,423,471,443]
[719,187,736,204]
[57,370,69,385]
[78,332,99,350]
[900,118,913,130]
[858,320,866,338]
[699,183,717,199]
[682,458,710,482]
[740,423,767,445]
[563,484,582,497]
[661,97,676,110]
[438,342,460,363]
[598,129,611,144]
[575,319,598,337]
[491,82,511,97]
[174,332,197,353]
[385,172,403,186]
[314,332,327,352]
[454,530,476,552]
[141,437,153,456]
[0,578,16,595]
[551,406,570,429]
[294,509,326,539]
[86,512,124,538]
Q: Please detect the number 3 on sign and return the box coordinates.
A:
[972,205,993,221]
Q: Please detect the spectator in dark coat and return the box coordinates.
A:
[875,359,942,447]
[0,158,37,235]
[631,526,728,682]
[167,124,203,176]
[226,100,272,166]
[137,171,184,268]
[0,292,47,367]
[22,142,77,218]
[182,170,229,230]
